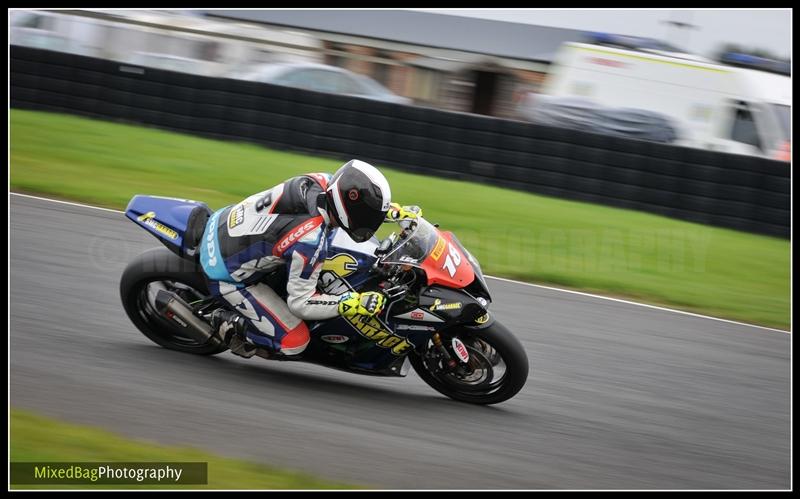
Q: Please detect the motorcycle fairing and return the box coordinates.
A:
[125,195,211,258]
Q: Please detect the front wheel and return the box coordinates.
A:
[410,322,529,405]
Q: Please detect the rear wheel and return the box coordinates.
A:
[120,247,227,355]
[410,322,529,405]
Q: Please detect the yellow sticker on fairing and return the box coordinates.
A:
[431,237,446,261]
[137,212,178,240]
[343,315,414,355]
[323,253,358,278]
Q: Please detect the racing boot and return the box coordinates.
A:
[210,309,257,359]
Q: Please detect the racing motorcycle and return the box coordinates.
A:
[119,195,529,404]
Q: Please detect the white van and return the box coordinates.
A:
[538,42,791,160]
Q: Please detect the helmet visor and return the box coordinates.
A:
[345,203,385,242]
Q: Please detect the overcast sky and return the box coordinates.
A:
[415,9,792,60]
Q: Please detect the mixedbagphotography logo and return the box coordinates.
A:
[10,462,208,485]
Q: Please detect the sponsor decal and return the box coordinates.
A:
[394,309,444,323]
[137,211,178,240]
[273,217,323,257]
[205,215,218,266]
[430,237,446,261]
[228,204,245,229]
[321,334,349,344]
[452,338,470,363]
[164,310,188,328]
[308,235,325,267]
[154,224,178,240]
[394,324,436,332]
[475,313,490,325]
[319,272,352,295]
[343,315,414,355]
[322,253,358,278]
[308,299,340,306]
[319,254,358,295]
[428,298,462,312]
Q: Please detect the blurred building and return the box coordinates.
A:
[10,9,326,77]
[203,10,586,118]
[11,9,592,118]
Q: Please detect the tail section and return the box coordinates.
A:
[125,195,212,258]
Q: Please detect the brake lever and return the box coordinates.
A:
[381,284,408,300]
[380,284,409,322]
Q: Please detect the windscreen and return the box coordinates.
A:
[380,218,440,266]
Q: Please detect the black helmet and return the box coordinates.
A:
[325,160,391,242]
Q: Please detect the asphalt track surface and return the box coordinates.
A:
[10,194,790,490]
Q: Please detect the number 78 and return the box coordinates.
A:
[442,243,461,277]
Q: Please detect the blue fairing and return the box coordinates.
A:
[125,195,210,253]
[324,228,378,289]
[308,228,426,373]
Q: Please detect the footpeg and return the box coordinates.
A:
[228,335,257,359]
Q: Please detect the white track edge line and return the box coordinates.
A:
[10,192,791,334]
[11,192,125,214]
[484,275,789,334]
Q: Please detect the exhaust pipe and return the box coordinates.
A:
[154,289,215,344]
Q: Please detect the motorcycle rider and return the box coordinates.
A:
[200,159,421,358]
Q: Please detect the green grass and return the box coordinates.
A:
[10,408,362,490]
[9,109,790,329]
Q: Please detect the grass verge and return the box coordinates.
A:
[9,408,361,490]
[9,109,789,329]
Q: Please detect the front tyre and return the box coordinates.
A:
[120,247,227,355]
[410,322,529,405]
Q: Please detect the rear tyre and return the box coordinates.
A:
[120,247,227,355]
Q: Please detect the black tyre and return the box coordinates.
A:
[120,247,227,355]
[410,322,529,405]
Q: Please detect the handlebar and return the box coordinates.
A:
[380,282,409,299]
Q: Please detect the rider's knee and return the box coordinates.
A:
[280,321,310,356]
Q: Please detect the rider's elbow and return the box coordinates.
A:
[286,296,308,319]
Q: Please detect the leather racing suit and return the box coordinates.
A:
[199,173,341,356]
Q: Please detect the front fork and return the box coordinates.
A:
[431,332,471,373]
[432,332,456,368]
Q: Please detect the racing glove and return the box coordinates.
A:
[338,291,385,319]
[386,203,423,221]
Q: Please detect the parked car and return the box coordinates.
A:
[229,62,412,104]
[128,52,217,76]
[517,94,681,144]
